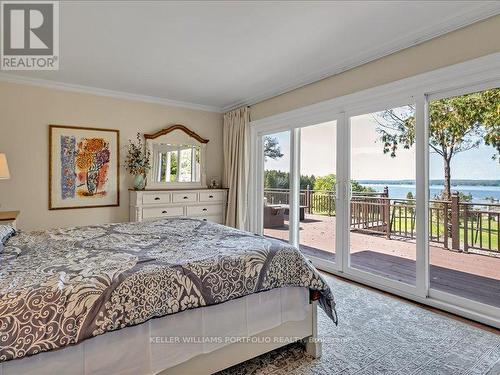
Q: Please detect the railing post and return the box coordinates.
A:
[442,201,449,249]
[385,198,391,239]
[463,204,469,253]
[383,186,389,198]
[305,185,311,214]
[451,192,460,251]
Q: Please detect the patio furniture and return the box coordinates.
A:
[264,205,285,228]
[272,204,307,221]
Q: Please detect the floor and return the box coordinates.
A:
[218,273,500,375]
[264,214,500,308]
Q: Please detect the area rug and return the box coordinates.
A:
[218,274,500,375]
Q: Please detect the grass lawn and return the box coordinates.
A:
[392,216,498,251]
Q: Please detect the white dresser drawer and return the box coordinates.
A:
[186,205,222,216]
[199,191,226,202]
[195,215,224,224]
[142,206,184,219]
[142,192,171,205]
[130,190,227,223]
[172,192,198,203]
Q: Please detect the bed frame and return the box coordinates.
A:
[163,291,322,374]
[0,290,321,375]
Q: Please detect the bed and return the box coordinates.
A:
[0,218,336,374]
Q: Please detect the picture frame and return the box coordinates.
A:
[49,125,120,210]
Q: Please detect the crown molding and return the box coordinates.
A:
[0,2,498,115]
[222,3,500,112]
[0,73,223,113]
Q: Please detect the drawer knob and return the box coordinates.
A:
[183,196,188,199]
[209,195,214,198]
[202,208,208,212]
[154,197,161,201]
[203,219,207,222]
[162,210,168,214]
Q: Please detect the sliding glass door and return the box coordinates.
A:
[345,104,420,291]
[259,120,340,267]
[262,131,291,243]
[427,87,500,315]
[251,68,500,327]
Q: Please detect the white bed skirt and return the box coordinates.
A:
[0,287,310,375]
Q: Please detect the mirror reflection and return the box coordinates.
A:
[154,144,201,183]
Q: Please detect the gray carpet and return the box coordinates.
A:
[218,274,500,375]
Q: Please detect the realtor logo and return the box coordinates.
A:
[1,0,59,70]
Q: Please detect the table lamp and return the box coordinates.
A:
[0,153,9,180]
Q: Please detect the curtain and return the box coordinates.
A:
[223,107,250,230]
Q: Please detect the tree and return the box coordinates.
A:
[263,136,284,161]
[351,180,375,193]
[300,174,316,190]
[375,89,500,200]
[264,170,289,189]
[314,174,336,191]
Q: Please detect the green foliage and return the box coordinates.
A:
[125,133,151,176]
[314,174,336,191]
[457,191,473,203]
[300,174,316,190]
[264,170,374,193]
[264,170,289,189]
[264,170,315,190]
[263,136,284,161]
[375,89,500,199]
[351,180,375,193]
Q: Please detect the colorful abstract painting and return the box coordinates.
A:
[50,126,119,209]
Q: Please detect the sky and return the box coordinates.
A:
[264,115,500,181]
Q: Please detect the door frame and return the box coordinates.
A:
[341,96,425,298]
[250,118,343,271]
[248,52,500,328]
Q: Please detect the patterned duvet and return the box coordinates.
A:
[0,218,336,362]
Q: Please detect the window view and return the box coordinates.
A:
[299,121,337,260]
[428,88,500,307]
[350,105,417,285]
[155,145,200,183]
[263,131,290,243]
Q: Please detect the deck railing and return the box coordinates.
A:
[264,188,499,254]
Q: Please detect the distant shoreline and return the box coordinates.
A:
[358,179,500,187]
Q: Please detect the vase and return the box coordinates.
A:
[86,169,99,195]
[133,174,146,190]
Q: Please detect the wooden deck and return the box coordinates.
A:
[264,214,500,308]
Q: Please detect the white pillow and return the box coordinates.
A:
[0,225,16,252]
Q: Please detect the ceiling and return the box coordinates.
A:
[4,1,500,112]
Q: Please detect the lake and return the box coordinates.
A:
[361,183,500,203]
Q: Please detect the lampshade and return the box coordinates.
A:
[0,153,10,180]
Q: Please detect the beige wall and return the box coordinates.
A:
[0,82,223,230]
[251,15,500,121]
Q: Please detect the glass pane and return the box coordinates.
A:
[168,151,178,182]
[299,121,337,261]
[428,88,500,307]
[263,131,290,243]
[179,147,192,182]
[350,105,417,285]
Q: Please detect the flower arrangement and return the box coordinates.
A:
[125,133,151,189]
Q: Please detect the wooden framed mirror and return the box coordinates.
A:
[144,125,208,189]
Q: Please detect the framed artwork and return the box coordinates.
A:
[49,125,120,210]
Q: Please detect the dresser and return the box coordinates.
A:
[129,189,227,224]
